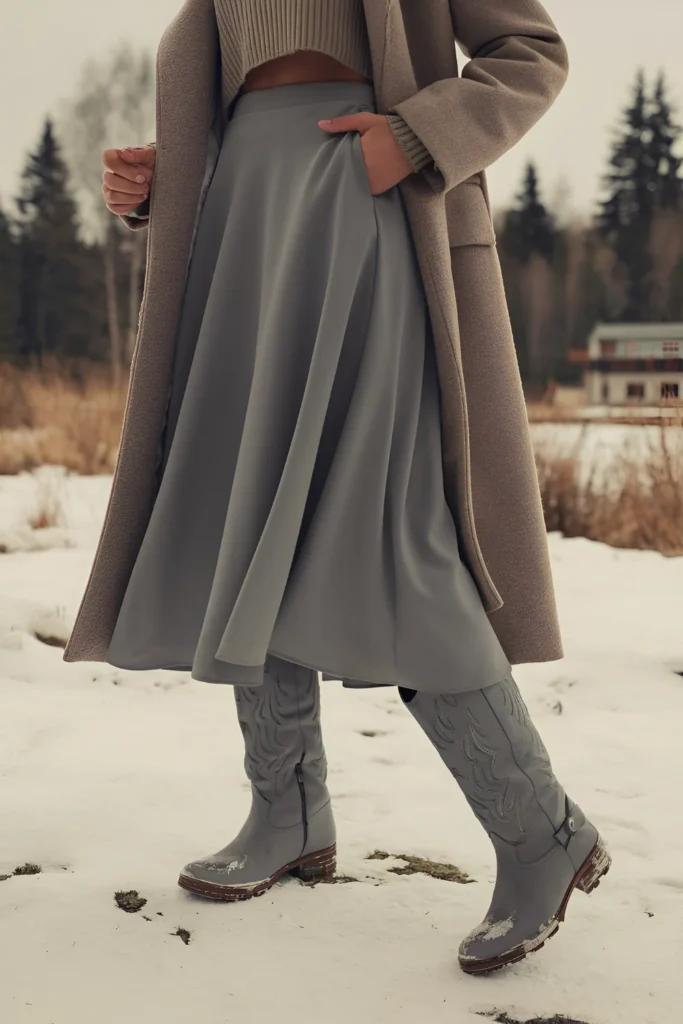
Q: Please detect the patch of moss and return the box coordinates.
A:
[13,863,42,876]
[114,890,148,913]
[366,850,473,884]
[173,927,191,945]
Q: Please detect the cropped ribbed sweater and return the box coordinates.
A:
[213,0,433,173]
[128,0,435,221]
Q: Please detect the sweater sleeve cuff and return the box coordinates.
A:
[385,114,435,174]
[120,197,150,231]
[126,199,150,219]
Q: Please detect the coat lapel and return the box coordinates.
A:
[362,0,419,110]
[360,0,390,102]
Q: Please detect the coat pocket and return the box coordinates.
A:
[445,177,496,247]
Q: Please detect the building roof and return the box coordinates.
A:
[588,322,683,341]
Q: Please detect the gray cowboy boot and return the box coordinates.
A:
[399,676,611,974]
[178,655,336,900]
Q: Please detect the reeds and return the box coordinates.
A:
[0,362,681,556]
[536,417,683,556]
[0,360,127,475]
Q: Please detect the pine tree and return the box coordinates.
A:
[14,118,96,359]
[500,161,557,265]
[648,71,683,212]
[0,205,19,356]
[595,69,683,320]
[499,162,558,388]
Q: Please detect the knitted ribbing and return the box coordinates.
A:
[212,0,434,173]
[215,0,373,114]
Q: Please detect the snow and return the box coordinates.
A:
[1,471,682,1024]
[466,915,516,944]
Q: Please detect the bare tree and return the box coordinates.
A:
[521,254,557,384]
[648,208,683,319]
[106,45,154,366]
[57,44,154,386]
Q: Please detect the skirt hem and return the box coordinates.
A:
[105,647,514,694]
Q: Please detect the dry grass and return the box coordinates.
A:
[26,466,67,530]
[527,399,683,425]
[537,418,683,556]
[527,401,584,423]
[0,362,681,556]
[0,361,127,475]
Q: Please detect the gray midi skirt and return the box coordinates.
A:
[106,80,512,693]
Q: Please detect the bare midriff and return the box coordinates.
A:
[241,51,372,93]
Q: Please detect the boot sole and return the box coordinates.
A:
[458,835,612,976]
[177,844,337,901]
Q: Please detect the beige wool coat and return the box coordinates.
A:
[64,0,569,667]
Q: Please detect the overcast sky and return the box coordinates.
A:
[1,0,682,220]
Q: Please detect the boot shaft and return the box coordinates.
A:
[235,656,331,830]
[400,676,569,863]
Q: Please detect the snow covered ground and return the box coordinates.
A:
[1,470,682,1024]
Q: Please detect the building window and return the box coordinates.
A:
[661,382,680,399]
[627,382,645,400]
[663,341,680,353]
[600,340,616,356]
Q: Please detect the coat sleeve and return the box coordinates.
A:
[387,0,569,193]
[119,142,156,231]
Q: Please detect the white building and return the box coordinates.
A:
[585,322,683,406]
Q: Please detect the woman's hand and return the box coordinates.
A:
[318,113,414,195]
[101,145,156,215]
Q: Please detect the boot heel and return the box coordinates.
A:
[291,844,337,882]
[575,836,612,894]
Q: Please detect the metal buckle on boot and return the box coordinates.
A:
[554,814,577,849]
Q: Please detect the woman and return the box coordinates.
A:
[65,0,610,974]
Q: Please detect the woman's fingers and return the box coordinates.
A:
[109,202,146,215]
[102,147,155,184]
[102,170,148,197]
[317,112,379,133]
[104,187,148,209]
[102,146,155,213]
[117,145,156,168]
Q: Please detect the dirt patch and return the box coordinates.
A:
[481,1014,592,1024]
[366,850,473,884]
[301,874,359,887]
[12,863,42,876]
[114,890,148,913]
[173,927,192,945]
[35,631,68,649]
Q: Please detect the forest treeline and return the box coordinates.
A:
[1,59,682,392]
